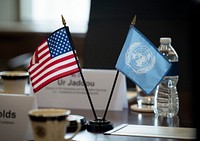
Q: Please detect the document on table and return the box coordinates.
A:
[104,124,197,140]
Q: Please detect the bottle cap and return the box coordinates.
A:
[160,37,171,44]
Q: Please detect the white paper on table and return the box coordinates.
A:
[104,124,197,140]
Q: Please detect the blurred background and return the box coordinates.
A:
[0,0,197,129]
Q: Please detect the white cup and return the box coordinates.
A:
[28,108,81,141]
[0,71,29,94]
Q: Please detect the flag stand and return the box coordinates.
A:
[86,70,119,133]
[61,15,137,133]
[86,117,114,133]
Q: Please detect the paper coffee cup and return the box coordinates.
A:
[28,108,81,141]
[0,71,29,94]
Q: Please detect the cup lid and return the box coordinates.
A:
[28,109,71,121]
[1,71,29,80]
[29,108,71,117]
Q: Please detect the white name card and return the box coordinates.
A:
[0,94,37,141]
[32,69,127,111]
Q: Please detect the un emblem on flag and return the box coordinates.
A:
[125,42,156,74]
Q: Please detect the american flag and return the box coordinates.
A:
[28,27,79,93]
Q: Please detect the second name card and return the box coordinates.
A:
[32,69,127,111]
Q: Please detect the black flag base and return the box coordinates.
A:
[87,117,114,133]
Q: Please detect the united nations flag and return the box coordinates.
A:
[115,25,171,95]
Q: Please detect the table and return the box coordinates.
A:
[65,107,196,141]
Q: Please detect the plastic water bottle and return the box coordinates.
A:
[154,37,179,117]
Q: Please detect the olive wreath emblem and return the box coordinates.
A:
[125,42,155,74]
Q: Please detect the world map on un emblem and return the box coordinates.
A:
[125,42,156,74]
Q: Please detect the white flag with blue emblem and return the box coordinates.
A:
[115,26,171,94]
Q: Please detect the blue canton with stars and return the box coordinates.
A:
[47,28,72,58]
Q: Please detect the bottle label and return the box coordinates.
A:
[166,62,179,76]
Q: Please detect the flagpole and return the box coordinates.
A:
[61,15,98,120]
[102,70,119,121]
[102,15,137,121]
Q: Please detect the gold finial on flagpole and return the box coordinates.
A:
[131,15,136,26]
[61,15,66,26]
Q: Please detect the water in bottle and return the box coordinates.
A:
[154,37,179,117]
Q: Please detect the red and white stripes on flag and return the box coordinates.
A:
[28,27,79,93]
